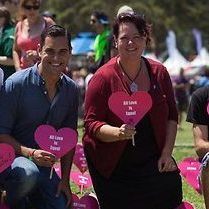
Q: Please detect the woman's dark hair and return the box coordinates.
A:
[113,12,151,45]
[0,6,12,26]
[40,24,72,50]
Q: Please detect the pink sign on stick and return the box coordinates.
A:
[176,201,194,209]
[0,203,10,209]
[73,144,88,173]
[34,125,78,158]
[70,171,92,189]
[108,91,152,125]
[0,143,15,173]
[72,194,99,209]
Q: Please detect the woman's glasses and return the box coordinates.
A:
[90,19,97,24]
[23,5,40,10]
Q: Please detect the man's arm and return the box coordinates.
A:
[193,124,209,158]
[0,134,56,167]
[0,134,32,157]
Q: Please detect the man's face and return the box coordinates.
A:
[38,36,71,77]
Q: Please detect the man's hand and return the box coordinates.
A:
[32,149,57,167]
[56,179,72,207]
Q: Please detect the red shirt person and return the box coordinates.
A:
[83,13,182,209]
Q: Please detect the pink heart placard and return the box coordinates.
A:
[0,203,10,209]
[70,171,92,188]
[177,201,194,209]
[72,194,99,209]
[34,125,78,158]
[108,91,152,125]
[0,143,15,173]
[73,144,88,173]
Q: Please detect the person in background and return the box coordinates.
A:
[0,24,78,209]
[0,0,17,22]
[89,10,110,69]
[42,10,56,22]
[0,67,3,85]
[173,68,189,130]
[186,86,209,209]
[83,12,182,209]
[13,0,55,71]
[0,6,15,80]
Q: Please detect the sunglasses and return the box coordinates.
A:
[90,19,97,24]
[23,5,40,10]
[118,12,145,20]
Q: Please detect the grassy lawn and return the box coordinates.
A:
[73,117,205,208]
[174,116,204,209]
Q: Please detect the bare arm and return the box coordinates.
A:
[0,134,32,157]
[96,124,136,142]
[193,124,209,158]
[13,28,21,71]
[158,120,178,172]
[0,134,56,166]
[0,56,14,66]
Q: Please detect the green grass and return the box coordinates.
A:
[173,115,204,209]
[73,117,205,208]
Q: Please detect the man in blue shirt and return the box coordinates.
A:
[0,25,79,209]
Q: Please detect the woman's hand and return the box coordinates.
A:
[24,50,39,65]
[32,149,57,167]
[158,153,178,172]
[118,124,136,141]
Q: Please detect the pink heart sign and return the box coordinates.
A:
[108,91,152,125]
[0,203,10,209]
[70,171,92,188]
[0,143,15,173]
[34,125,78,158]
[176,201,194,209]
[72,194,99,209]
[73,144,88,173]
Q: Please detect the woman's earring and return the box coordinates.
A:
[115,42,118,49]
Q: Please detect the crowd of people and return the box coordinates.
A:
[0,1,209,209]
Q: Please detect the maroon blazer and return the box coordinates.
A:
[83,56,178,178]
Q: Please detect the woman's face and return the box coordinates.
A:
[116,22,147,61]
[22,0,40,20]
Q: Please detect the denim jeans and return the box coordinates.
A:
[0,157,68,209]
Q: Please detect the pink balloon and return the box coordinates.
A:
[73,144,88,173]
[72,194,99,209]
[0,143,15,173]
[108,91,152,125]
[34,125,78,158]
[177,201,194,209]
[0,203,10,209]
[70,171,92,188]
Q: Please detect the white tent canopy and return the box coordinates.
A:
[163,48,189,77]
[163,30,189,77]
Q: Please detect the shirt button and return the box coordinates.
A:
[42,82,45,85]
[44,91,47,94]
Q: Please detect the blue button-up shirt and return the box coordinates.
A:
[0,64,79,148]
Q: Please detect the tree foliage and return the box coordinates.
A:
[41,0,209,58]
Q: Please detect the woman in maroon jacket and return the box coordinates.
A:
[83,13,182,209]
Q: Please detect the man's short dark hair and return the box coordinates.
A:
[40,25,72,50]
